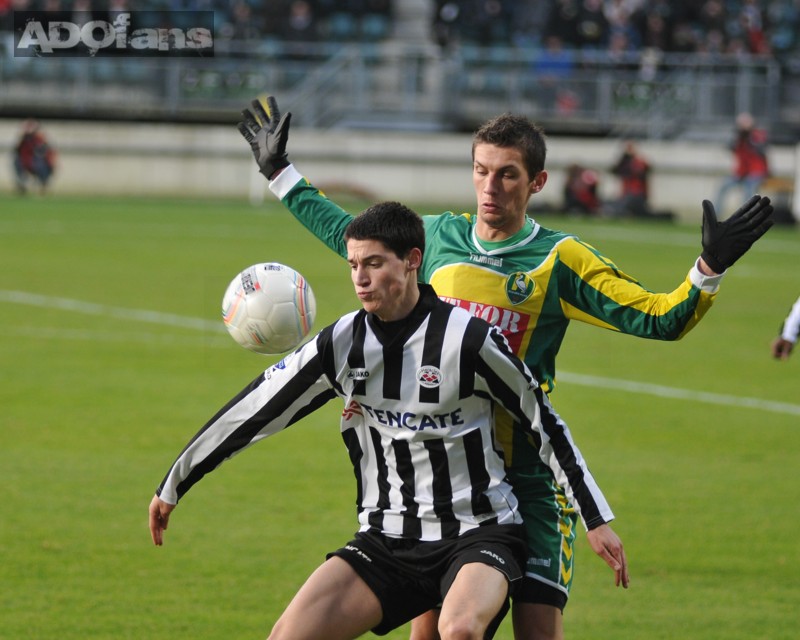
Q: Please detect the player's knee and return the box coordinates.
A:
[437,614,485,640]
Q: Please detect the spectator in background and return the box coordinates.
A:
[738,0,770,55]
[12,119,56,195]
[533,35,577,113]
[609,140,652,217]
[432,1,462,49]
[563,162,601,215]
[715,112,769,212]
[575,0,609,49]
[771,295,800,360]
[283,0,319,41]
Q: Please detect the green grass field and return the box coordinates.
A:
[2,193,799,639]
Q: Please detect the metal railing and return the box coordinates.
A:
[0,35,791,140]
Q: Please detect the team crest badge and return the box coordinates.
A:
[417,366,443,388]
[505,272,535,305]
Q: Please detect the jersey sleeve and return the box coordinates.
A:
[270,164,352,259]
[780,296,800,343]
[474,324,615,530]
[156,335,337,504]
[555,237,722,340]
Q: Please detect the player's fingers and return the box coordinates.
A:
[701,200,717,229]
[149,510,164,546]
[598,545,620,572]
[241,107,261,132]
[736,195,772,227]
[728,194,763,223]
[273,112,292,151]
[251,99,271,127]
[618,548,629,588]
[237,121,255,143]
[744,201,774,230]
[750,217,774,241]
[266,96,281,122]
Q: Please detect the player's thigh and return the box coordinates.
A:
[409,610,441,640]
[268,556,382,640]
[512,602,564,640]
[439,562,509,638]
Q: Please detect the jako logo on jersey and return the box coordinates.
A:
[342,400,363,421]
[347,368,370,380]
[505,272,535,305]
[480,549,506,565]
[417,366,443,388]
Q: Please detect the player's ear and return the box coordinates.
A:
[406,247,423,271]
[530,170,548,194]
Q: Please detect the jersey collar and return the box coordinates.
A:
[471,217,541,256]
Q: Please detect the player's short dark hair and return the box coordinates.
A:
[345,201,425,262]
[472,113,548,179]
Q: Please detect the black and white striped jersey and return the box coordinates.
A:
[157,285,613,540]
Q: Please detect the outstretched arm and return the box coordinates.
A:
[556,195,772,341]
[238,95,354,258]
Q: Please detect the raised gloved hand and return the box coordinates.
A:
[700,194,774,274]
[237,96,292,180]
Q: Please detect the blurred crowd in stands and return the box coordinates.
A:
[0,0,394,43]
[433,0,798,59]
[1,0,798,61]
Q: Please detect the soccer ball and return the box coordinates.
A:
[221,262,316,354]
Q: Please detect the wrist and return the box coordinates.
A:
[700,250,726,275]
[697,256,721,276]
[263,157,290,181]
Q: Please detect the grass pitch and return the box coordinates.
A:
[1,193,799,639]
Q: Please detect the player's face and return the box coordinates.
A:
[472,143,547,240]
[347,238,422,321]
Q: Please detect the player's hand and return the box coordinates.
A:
[700,195,773,274]
[238,96,291,180]
[586,523,629,588]
[149,495,176,546]
[771,337,794,360]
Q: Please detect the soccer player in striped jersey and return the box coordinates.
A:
[239,97,773,640]
[149,201,627,640]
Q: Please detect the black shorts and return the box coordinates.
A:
[327,524,527,636]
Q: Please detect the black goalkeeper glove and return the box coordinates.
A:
[237,96,292,180]
[700,194,774,274]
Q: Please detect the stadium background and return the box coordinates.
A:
[2,2,800,639]
[2,0,800,219]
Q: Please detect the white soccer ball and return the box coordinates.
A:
[221,262,316,354]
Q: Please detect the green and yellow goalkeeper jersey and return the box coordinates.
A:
[271,166,721,477]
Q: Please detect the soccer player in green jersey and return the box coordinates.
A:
[239,97,773,640]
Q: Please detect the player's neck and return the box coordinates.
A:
[475,217,531,244]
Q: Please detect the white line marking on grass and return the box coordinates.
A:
[7,326,233,347]
[5,290,799,416]
[0,290,224,332]
[559,371,800,417]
